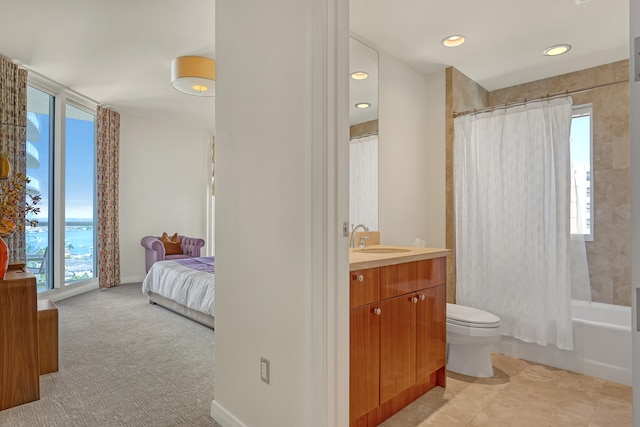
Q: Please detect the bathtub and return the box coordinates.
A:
[493,300,631,385]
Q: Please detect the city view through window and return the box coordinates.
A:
[25,86,96,292]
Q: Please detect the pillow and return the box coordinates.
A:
[161,232,182,255]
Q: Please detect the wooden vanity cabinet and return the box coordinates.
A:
[350,257,446,427]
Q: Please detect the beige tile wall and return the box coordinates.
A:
[447,61,630,306]
[445,67,490,303]
[350,119,378,139]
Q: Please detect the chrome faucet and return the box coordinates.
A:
[350,224,369,248]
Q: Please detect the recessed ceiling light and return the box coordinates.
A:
[442,35,465,48]
[351,71,369,80]
[543,44,572,56]
[355,103,371,109]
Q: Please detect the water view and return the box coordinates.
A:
[26,220,95,292]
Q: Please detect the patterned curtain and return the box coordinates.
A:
[0,57,27,263]
[97,106,120,288]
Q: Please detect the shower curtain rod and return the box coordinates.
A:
[452,79,629,118]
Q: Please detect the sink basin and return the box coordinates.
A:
[353,246,412,254]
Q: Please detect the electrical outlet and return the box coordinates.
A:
[261,357,270,384]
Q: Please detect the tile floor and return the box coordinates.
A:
[380,353,632,427]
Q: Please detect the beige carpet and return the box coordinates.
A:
[0,283,220,427]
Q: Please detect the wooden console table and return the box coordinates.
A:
[0,265,40,410]
[37,299,58,375]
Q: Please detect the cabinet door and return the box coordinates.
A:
[350,268,380,308]
[350,304,380,422]
[416,284,446,383]
[379,295,416,403]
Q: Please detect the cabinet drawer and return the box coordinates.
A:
[350,268,380,308]
[380,258,446,299]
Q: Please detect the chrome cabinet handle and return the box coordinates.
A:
[411,297,418,304]
[355,274,364,282]
[419,294,426,301]
[373,308,382,315]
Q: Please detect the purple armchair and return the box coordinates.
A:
[141,235,205,273]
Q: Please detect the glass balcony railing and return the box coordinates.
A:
[26,220,95,293]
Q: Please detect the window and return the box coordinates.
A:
[25,80,97,293]
[64,104,96,283]
[570,104,593,241]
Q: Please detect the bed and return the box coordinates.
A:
[141,256,215,328]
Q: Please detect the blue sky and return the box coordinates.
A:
[27,114,95,220]
[570,115,590,168]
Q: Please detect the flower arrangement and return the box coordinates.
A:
[0,171,40,236]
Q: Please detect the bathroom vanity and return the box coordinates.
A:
[349,246,450,427]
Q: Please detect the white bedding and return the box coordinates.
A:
[141,259,215,317]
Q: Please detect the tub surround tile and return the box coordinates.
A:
[379,353,632,427]
[588,277,614,307]
[612,281,631,307]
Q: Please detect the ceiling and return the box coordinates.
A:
[0,1,629,135]
[0,1,216,133]
[351,0,629,91]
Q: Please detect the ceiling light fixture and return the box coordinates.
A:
[355,103,371,109]
[351,71,369,80]
[543,44,572,56]
[442,35,466,48]
[171,56,216,96]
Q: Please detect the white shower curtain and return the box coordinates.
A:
[350,134,378,230]
[454,98,575,350]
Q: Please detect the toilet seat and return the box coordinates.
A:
[446,303,500,328]
[447,318,500,329]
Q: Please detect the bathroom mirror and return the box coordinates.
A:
[349,37,379,231]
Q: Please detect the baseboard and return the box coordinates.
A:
[39,280,99,302]
[210,400,248,427]
[120,275,145,285]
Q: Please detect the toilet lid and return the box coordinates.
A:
[446,303,500,327]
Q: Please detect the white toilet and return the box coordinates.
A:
[446,303,501,378]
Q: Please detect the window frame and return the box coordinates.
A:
[27,72,99,296]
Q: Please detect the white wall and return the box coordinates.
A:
[629,0,639,423]
[212,1,349,426]
[378,52,446,248]
[118,112,212,283]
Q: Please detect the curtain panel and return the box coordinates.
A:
[97,106,120,288]
[349,134,378,230]
[454,98,575,350]
[0,57,27,263]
